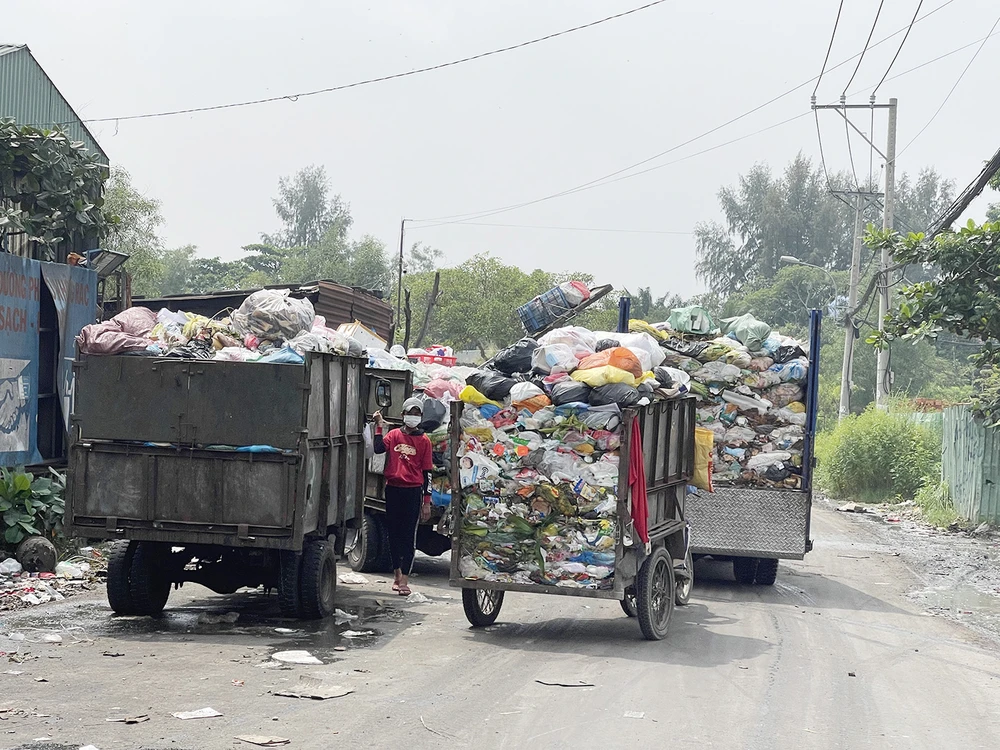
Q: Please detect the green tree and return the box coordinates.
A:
[102,168,165,296]
[264,165,352,249]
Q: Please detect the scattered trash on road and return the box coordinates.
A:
[172,707,223,720]
[624,711,645,719]
[102,651,124,657]
[106,714,150,724]
[271,650,322,665]
[848,672,857,677]
[405,591,431,603]
[535,678,595,688]
[235,735,291,747]
[837,503,868,514]
[274,628,299,635]
[340,630,375,639]
[273,675,354,700]
[233,679,245,687]
[338,572,369,585]
[197,611,240,625]
[334,608,358,625]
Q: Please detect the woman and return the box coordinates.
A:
[373,398,433,596]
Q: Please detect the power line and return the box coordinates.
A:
[813,0,846,97]
[75,0,671,124]
[843,0,886,97]
[872,0,924,97]
[898,13,1000,157]
[408,221,692,235]
[413,0,959,225]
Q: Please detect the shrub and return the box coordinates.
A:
[816,407,941,502]
[0,467,66,545]
[914,481,959,528]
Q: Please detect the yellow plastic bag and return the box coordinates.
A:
[570,365,637,388]
[629,319,669,341]
[787,401,806,414]
[459,385,501,408]
[693,427,715,492]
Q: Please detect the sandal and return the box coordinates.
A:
[397,585,411,596]
[391,582,401,592]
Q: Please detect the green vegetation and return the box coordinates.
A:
[0,467,66,545]
[913,481,960,528]
[816,407,941,503]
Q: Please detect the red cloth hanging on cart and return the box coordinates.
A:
[628,417,649,545]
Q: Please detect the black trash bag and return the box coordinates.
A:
[653,366,676,388]
[550,380,592,406]
[419,398,448,433]
[590,383,641,408]
[165,341,214,360]
[492,338,538,375]
[773,345,807,365]
[662,339,708,359]
[595,338,619,352]
[466,370,517,401]
[637,381,655,396]
[764,462,793,483]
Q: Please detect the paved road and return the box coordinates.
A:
[2,506,1000,750]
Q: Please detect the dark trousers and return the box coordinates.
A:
[384,485,422,574]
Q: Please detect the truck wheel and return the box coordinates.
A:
[107,540,137,615]
[755,558,779,586]
[299,539,337,620]
[620,586,638,618]
[636,546,675,641]
[675,549,694,606]
[129,542,171,616]
[733,557,759,585]
[347,513,381,573]
[374,515,393,573]
[278,550,302,618]
[462,588,504,627]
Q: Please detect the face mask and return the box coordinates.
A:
[403,415,422,428]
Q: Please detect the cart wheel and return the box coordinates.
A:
[733,556,759,585]
[373,515,393,573]
[754,558,779,586]
[462,588,504,627]
[675,549,694,606]
[620,586,638,618]
[129,542,171,617]
[107,540,138,615]
[299,539,338,620]
[278,550,302,618]
[347,513,381,573]
[636,546,675,641]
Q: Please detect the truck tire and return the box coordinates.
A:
[675,549,694,606]
[278,550,302,618]
[107,540,137,615]
[733,556,759,585]
[636,546,675,641]
[347,513,381,573]
[754,558,779,586]
[620,586,638,618]
[462,588,504,627]
[129,542,171,616]
[299,539,337,620]
[374,515,393,573]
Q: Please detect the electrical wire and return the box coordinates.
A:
[413,0,960,225]
[408,221,692,235]
[897,13,1000,158]
[74,1,671,124]
[872,0,924,97]
[813,0,846,97]
[843,0,886,97]
[814,110,855,209]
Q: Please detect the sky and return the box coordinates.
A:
[5,0,999,298]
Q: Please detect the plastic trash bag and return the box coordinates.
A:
[692,361,742,386]
[765,383,804,408]
[420,398,448,432]
[459,453,500,487]
[747,451,793,474]
[531,343,579,375]
[232,289,315,343]
[509,381,544,401]
[423,378,463,401]
[493,338,538,375]
[749,356,775,372]
[571,365,637,388]
[460,385,502,408]
[693,427,715,492]
[721,390,772,414]
[668,305,715,335]
[769,358,808,383]
[722,313,772,352]
[576,347,643,378]
[259,347,305,364]
[550,380,592,406]
[590,383,641,408]
[538,326,597,357]
[595,338,619,352]
[773,407,807,426]
[724,426,757,445]
[114,307,158,337]
[615,332,667,371]
[559,281,591,307]
[773,344,807,365]
[466,371,517,401]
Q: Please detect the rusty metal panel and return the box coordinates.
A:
[316,282,393,340]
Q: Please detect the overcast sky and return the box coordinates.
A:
[5,0,998,296]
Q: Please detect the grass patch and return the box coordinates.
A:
[914,481,960,528]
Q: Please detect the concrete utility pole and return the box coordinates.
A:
[395,218,408,344]
[875,98,898,410]
[839,194,866,419]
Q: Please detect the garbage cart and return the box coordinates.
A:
[449,397,695,641]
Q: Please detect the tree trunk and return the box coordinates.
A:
[415,271,441,348]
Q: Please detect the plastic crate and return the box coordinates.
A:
[517,286,572,335]
[410,353,457,367]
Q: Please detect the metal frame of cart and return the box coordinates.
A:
[447,397,696,641]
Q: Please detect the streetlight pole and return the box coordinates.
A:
[396,217,408,344]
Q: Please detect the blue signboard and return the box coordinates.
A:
[0,254,42,465]
[41,263,98,432]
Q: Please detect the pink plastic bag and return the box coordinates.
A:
[423,378,463,401]
[112,307,158,337]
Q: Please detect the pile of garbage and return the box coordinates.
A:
[76,290,366,364]
[661,309,811,490]
[0,551,103,612]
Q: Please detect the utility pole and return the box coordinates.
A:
[875,98,898,410]
[811,96,896,415]
[395,218,408,344]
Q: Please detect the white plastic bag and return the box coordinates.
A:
[509,381,544,402]
[692,361,742,385]
[538,327,597,357]
[721,390,772,415]
[747,451,793,474]
[531,343,579,374]
[232,289,315,343]
[363,423,375,459]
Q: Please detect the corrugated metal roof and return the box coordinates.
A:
[0,43,108,163]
